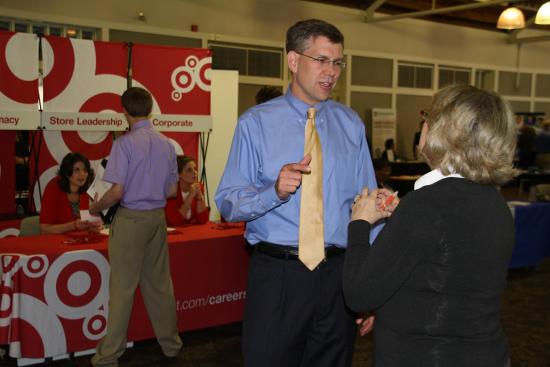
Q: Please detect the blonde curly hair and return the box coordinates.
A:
[422,84,517,185]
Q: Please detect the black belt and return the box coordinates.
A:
[256,242,345,260]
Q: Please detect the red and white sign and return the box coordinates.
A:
[0,219,21,238]
[41,36,128,131]
[2,35,212,209]
[0,31,40,130]
[132,44,212,132]
[41,111,125,131]
[30,37,130,210]
[150,114,212,132]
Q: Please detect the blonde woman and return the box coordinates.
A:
[344,84,516,367]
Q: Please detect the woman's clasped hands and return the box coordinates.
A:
[74,218,103,233]
[351,187,399,224]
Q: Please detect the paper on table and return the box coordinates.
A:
[507,201,530,219]
[99,227,176,236]
[507,201,530,207]
[87,163,112,216]
[80,210,102,223]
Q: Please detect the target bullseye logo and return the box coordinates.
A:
[170,55,212,101]
[56,260,101,307]
[83,311,107,340]
[22,255,48,278]
[44,251,109,320]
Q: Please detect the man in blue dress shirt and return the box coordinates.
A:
[215,19,380,367]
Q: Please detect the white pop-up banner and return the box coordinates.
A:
[371,108,396,159]
[0,32,40,130]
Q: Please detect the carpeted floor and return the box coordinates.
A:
[2,257,549,367]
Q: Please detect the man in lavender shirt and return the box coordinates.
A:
[90,87,182,367]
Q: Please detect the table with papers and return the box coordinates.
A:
[0,223,249,364]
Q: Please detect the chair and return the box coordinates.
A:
[19,216,41,237]
[528,184,550,202]
[536,153,550,172]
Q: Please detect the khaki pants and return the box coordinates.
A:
[92,207,182,367]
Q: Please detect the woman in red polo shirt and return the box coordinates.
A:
[39,152,102,234]
[165,155,209,226]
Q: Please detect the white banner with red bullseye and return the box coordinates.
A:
[0,31,40,130]
[132,44,211,116]
[29,37,128,211]
[1,34,213,213]
[0,250,110,359]
[131,44,212,155]
[42,36,128,114]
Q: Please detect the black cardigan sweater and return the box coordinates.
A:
[343,178,514,367]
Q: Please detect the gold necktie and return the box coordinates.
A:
[299,107,325,271]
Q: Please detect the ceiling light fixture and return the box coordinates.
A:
[535,2,550,25]
[497,7,525,29]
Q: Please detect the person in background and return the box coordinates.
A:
[15,131,30,191]
[381,138,397,162]
[15,131,31,215]
[89,87,182,367]
[39,152,102,234]
[516,115,536,169]
[215,19,381,367]
[255,85,283,105]
[344,84,517,367]
[165,155,209,226]
[535,119,550,170]
[373,158,392,189]
[412,119,424,160]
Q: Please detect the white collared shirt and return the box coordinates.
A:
[414,169,464,191]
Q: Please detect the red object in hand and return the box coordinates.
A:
[379,191,398,210]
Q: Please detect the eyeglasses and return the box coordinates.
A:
[295,52,346,69]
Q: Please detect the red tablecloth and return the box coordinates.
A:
[0,219,21,238]
[0,222,249,361]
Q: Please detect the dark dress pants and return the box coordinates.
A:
[242,250,357,367]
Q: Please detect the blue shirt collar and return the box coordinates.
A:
[284,86,327,120]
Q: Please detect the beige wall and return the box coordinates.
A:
[2,0,549,211]
[1,0,550,71]
[396,94,432,160]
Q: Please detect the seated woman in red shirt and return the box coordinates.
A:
[40,152,102,234]
[165,155,209,226]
